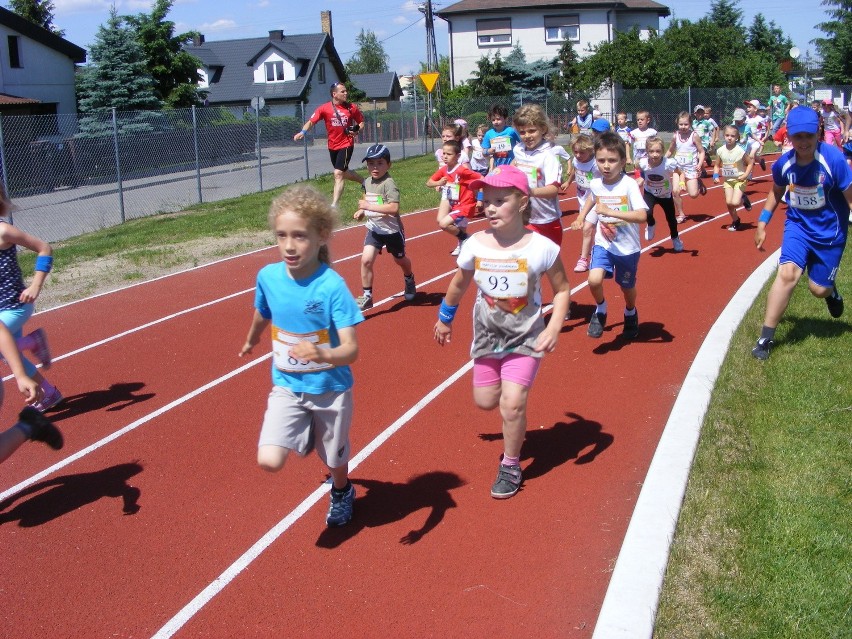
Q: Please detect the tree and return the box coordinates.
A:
[76,7,161,135]
[345,29,389,75]
[466,52,513,97]
[124,0,204,108]
[814,0,852,84]
[708,0,744,33]
[7,0,63,36]
[747,14,794,64]
[552,41,583,95]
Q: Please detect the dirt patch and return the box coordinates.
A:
[39,230,273,310]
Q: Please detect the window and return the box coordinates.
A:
[318,62,326,84]
[544,15,580,43]
[8,36,21,68]
[265,61,285,82]
[477,19,511,46]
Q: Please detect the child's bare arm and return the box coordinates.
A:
[570,196,595,230]
[290,326,358,367]
[239,310,270,357]
[434,268,474,346]
[535,261,571,353]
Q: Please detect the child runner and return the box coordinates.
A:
[351,144,416,311]
[637,136,684,251]
[768,84,790,135]
[692,105,716,175]
[433,165,570,499]
[563,134,601,272]
[713,124,755,231]
[614,111,633,161]
[434,123,467,167]
[0,321,62,463]
[454,118,473,163]
[470,124,490,176]
[631,109,658,170]
[744,99,768,170]
[0,207,61,412]
[821,99,846,149]
[239,184,363,527]
[570,132,648,340]
[426,139,481,255]
[667,110,707,223]
[733,107,762,180]
[570,100,594,137]
[752,106,852,360]
[482,104,521,171]
[511,104,564,246]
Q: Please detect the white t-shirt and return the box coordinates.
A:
[588,174,648,256]
[470,139,489,172]
[631,127,658,160]
[512,141,563,225]
[550,145,572,162]
[639,157,679,198]
[572,156,601,208]
[457,231,560,359]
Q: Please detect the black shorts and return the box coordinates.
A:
[364,227,406,259]
[329,146,354,172]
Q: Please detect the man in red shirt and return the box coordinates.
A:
[294,82,366,208]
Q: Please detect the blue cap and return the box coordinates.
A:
[362,143,390,162]
[786,106,819,136]
[591,119,611,132]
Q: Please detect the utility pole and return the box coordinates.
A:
[419,1,442,143]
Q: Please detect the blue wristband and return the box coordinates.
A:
[758,209,773,224]
[438,299,459,324]
[34,255,53,273]
[476,191,484,201]
[712,173,719,180]
[300,129,308,135]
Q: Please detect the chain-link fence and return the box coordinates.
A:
[6,86,847,242]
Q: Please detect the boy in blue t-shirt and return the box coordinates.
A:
[752,106,852,360]
[482,104,521,171]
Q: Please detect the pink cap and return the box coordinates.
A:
[822,98,834,106]
[469,165,530,195]
[453,118,468,126]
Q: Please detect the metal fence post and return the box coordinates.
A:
[255,100,263,192]
[301,102,309,181]
[0,115,8,204]
[112,107,126,224]
[192,105,202,204]
[400,99,406,159]
[373,99,378,142]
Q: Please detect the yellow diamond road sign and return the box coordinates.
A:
[419,72,440,93]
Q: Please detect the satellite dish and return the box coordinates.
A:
[789,47,800,59]
[250,96,265,110]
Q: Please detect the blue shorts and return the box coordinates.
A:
[779,223,845,288]
[590,245,639,289]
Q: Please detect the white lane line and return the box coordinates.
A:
[150,363,474,639]
[0,354,271,503]
[591,250,780,639]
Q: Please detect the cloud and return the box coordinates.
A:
[197,19,239,33]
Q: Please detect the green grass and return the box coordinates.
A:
[654,259,851,639]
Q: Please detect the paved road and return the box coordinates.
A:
[12,137,435,243]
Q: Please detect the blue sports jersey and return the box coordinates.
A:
[254,261,363,393]
[482,126,521,166]
[772,142,851,246]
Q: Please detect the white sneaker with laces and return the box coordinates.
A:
[645,224,656,241]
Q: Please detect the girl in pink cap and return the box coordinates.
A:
[433,165,570,500]
[821,99,846,148]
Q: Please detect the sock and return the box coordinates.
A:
[596,300,607,315]
[830,287,842,300]
[501,454,520,467]
[15,420,33,438]
[332,480,351,494]
[362,287,372,298]
[624,307,637,316]
[760,326,776,342]
[458,230,468,242]
[404,273,414,281]
[18,333,36,351]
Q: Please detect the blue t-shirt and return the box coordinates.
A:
[482,126,521,166]
[254,261,363,393]
[772,142,851,246]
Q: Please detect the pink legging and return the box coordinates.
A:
[824,129,843,148]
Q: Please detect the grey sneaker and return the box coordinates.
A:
[672,237,684,252]
[752,337,773,360]
[326,483,355,527]
[19,406,63,449]
[622,311,639,340]
[587,312,606,338]
[826,287,844,318]
[356,294,373,311]
[490,463,522,499]
[403,276,416,302]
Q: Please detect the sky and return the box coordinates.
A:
[44,0,830,76]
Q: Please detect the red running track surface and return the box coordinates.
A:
[1,167,782,637]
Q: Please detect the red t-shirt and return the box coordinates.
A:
[430,163,480,218]
[309,101,365,151]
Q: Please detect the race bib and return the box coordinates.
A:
[575,170,592,189]
[721,163,739,178]
[789,184,826,210]
[516,163,540,189]
[271,326,333,373]
[597,194,629,214]
[645,176,671,197]
[634,138,646,151]
[365,192,384,206]
[492,136,511,154]
[442,182,460,202]
[676,151,695,166]
[474,257,529,313]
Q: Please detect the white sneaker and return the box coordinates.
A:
[672,237,684,252]
[645,224,656,241]
[450,244,461,256]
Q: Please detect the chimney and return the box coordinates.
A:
[192,34,205,46]
[321,11,333,39]
[269,30,284,41]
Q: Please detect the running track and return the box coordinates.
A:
[1,167,783,637]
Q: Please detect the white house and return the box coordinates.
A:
[0,7,86,116]
[435,0,669,87]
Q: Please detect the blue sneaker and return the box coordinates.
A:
[326,483,355,527]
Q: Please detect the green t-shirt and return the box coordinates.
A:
[769,95,788,121]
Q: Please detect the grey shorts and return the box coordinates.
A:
[258,386,353,468]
